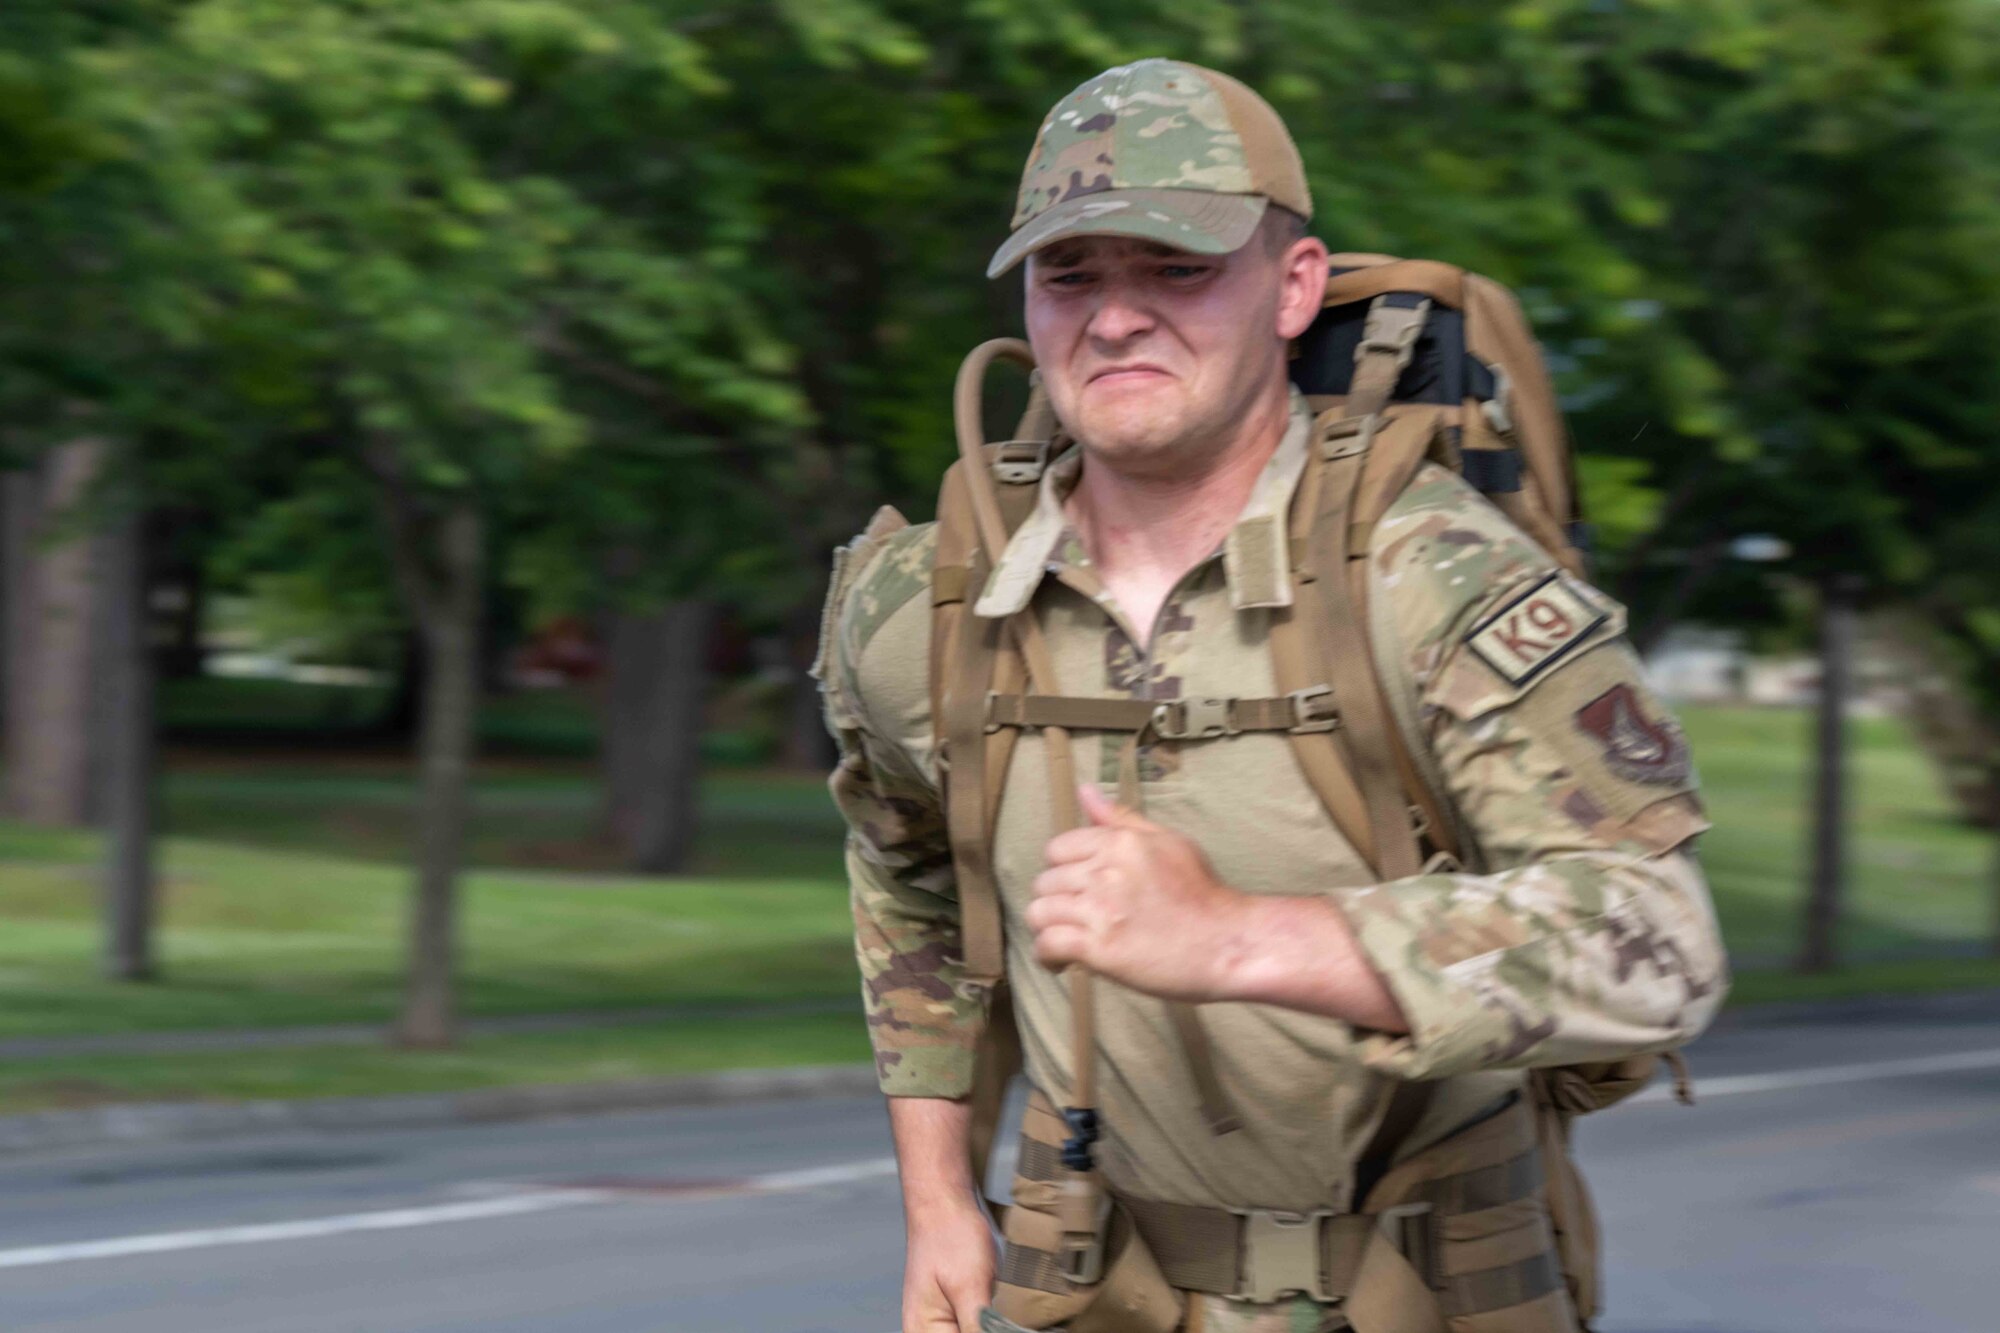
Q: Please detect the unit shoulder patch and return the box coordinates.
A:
[1573,681,1692,786]
[1463,572,1609,686]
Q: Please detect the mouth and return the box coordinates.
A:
[1086,364,1172,388]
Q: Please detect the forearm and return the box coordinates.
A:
[1207,893,1410,1033]
[1337,847,1728,1079]
[887,1095,983,1226]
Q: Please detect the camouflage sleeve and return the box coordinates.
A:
[815,510,987,1098]
[1332,467,1730,1080]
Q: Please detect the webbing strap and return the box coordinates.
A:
[932,563,970,606]
[984,690,1338,738]
[1344,296,1433,424]
[1345,1218,1449,1333]
[1302,426,1424,883]
[1439,1251,1565,1319]
[1340,407,1465,872]
[954,341,1110,1288]
[1119,1197,1377,1300]
[1270,451,1383,870]
[1110,733,1242,1139]
[942,554,1007,984]
[1165,1001,1242,1137]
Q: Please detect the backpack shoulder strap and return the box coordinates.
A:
[932,450,1038,984]
[1290,403,1460,882]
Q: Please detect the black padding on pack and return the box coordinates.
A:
[1462,449,1523,494]
[1291,279,1499,408]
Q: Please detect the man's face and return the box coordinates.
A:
[1023,222,1326,473]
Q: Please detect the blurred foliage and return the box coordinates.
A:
[2,0,2000,709]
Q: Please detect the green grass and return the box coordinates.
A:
[1680,707,1997,964]
[0,830,854,1041]
[153,763,845,878]
[0,702,1994,1110]
[0,1012,870,1113]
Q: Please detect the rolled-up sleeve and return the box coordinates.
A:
[1333,469,1730,1080]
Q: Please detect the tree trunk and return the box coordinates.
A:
[98,499,157,982]
[602,599,716,873]
[368,456,484,1051]
[1,441,105,826]
[778,597,836,773]
[155,510,208,680]
[1865,610,2000,830]
[1798,575,1858,973]
[374,630,427,741]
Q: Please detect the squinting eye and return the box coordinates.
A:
[1160,264,1210,279]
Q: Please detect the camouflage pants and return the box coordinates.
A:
[1191,1293,1344,1333]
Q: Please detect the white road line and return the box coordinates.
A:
[749,1156,899,1192]
[8,1045,1994,1273]
[0,1190,606,1271]
[0,1154,904,1273]
[1631,1045,2000,1105]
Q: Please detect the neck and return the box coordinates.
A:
[1065,379,1292,583]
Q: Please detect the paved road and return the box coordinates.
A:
[2,993,1996,1333]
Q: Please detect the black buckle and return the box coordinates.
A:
[1059,1105,1100,1172]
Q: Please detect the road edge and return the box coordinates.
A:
[0,1062,879,1158]
[6,986,1996,1158]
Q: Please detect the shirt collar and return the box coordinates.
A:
[972,386,1314,619]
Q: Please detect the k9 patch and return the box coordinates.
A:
[1464,572,1609,686]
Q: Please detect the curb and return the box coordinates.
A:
[0,1063,879,1158]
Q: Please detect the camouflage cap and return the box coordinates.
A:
[987,58,1313,279]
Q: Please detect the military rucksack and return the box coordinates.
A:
[928,255,1685,1333]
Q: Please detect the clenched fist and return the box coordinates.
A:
[1025,783,1252,1002]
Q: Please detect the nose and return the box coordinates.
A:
[1084,276,1156,346]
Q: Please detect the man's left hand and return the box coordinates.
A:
[1025,783,1248,1001]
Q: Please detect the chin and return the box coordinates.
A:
[1071,397,1191,460]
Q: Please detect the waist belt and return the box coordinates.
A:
[1119,1196,1436,1304]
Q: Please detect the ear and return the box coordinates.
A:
[1275,233,1330,341]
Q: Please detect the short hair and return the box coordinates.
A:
[1259,204,1311,258]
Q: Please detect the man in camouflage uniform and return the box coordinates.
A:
[818,59,1727,1333]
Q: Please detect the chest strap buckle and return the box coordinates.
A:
[1151,696,1236,741]
[1287,685,1340,733]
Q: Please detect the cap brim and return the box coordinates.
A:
[986,189,1269,279]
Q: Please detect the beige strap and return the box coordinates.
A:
[1345,1212,1449,1333]
[1344,297,1433,423]
[953,339,1108,1282]
[932,562,971,606]
[1111,730,1242,1141]
[1341,408,1464,869]
[1119,1196,1375,1301]
[940,552,1008,983]
[985,690,1337,738]
[1300,424,1424,882]
[1164,1001,1241,1138]
[1323,256,1468,311]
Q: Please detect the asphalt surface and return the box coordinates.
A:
[1,992,1995,1333]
